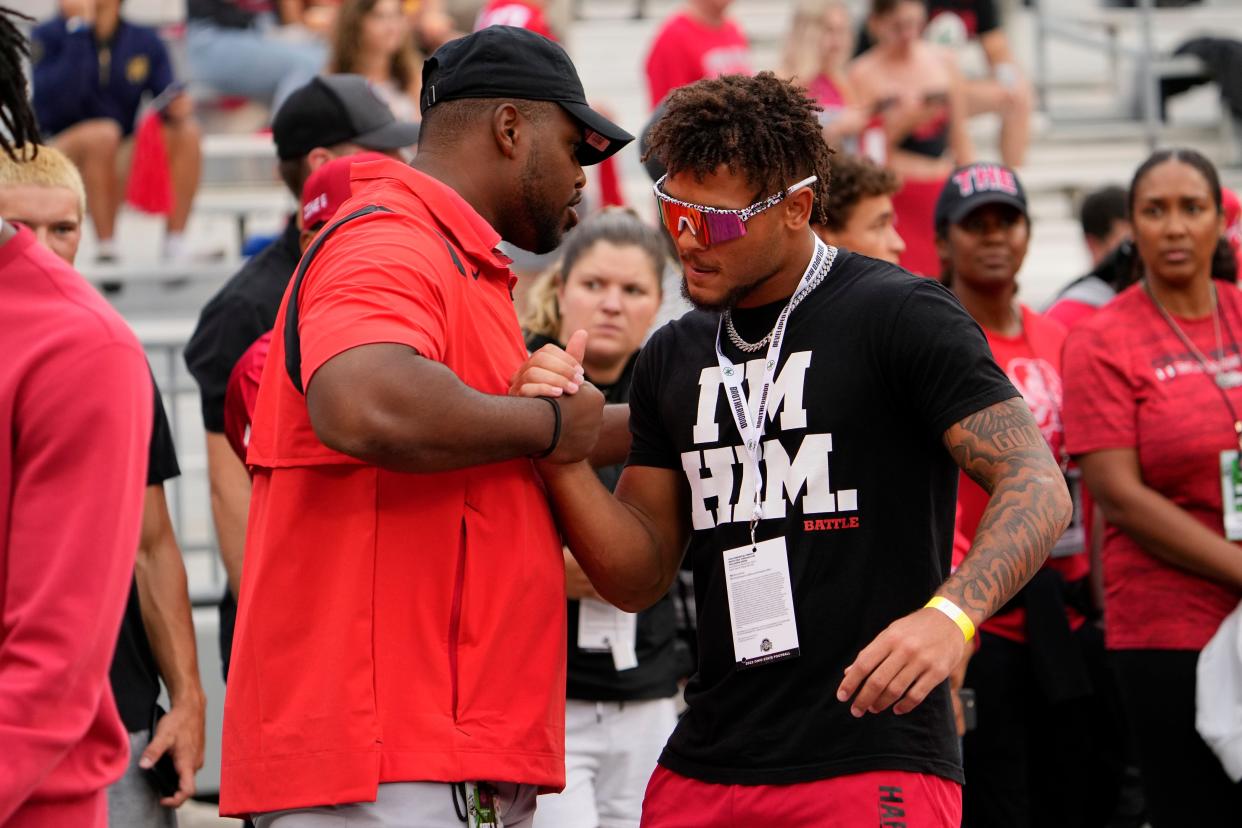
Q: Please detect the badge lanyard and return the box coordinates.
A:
[1145,281,1242,451]
[714,239,832,549]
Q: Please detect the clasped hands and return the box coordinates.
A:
[509,330,604,465]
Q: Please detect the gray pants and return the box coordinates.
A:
[254,782,538,827]
[107,730,177,828]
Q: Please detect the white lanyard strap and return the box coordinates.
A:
[714,239,832,547]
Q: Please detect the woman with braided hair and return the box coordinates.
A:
[0,7,154,825]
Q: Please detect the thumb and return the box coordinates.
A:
[139,727,173,769]
[566,329,588,365]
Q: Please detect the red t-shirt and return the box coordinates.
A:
[219,159,566,816]
[0,225,151,826]
[475,0,555,40]
[223,330,270,467]
[952,306,1087,642]
[1063,282,1242,651]
[644,11,751,108]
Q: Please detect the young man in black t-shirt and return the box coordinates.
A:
[513,72,1072,824]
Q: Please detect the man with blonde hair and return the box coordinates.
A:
[0,144,85,264]
[0,143,207,828]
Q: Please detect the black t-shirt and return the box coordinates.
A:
[527,334,681,702]
[185,215,301,433]
[626,251,1016,785]
[110,377,181,733]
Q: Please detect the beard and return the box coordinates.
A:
[517,154,571,255]
[679,266,780,313]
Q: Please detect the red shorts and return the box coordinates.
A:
[640,764,962,827]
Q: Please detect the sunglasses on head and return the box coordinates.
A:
[652,174,818,248]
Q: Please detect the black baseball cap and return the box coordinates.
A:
[420,26,633,166]
[934,162,1029,233]
[273,74,422,161]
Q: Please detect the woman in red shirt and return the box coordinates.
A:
[936,162,1118,827]
[1063,148,1242,825]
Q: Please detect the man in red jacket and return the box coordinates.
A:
[220,26,632,826]
[0,8,152,826]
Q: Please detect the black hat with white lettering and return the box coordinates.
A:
[420,25,633,166]
[934,163,1029,234]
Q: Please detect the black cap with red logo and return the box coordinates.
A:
[420,25,633,166]
[934,163,1029,233]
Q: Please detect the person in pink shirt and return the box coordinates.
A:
[0,9,153,825]
[936,163,1121,827]
[644,0,751,109]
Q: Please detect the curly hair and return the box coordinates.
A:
[819,153,898,232]
[643,71,834,225]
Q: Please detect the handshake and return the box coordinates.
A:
[509,330,605,465]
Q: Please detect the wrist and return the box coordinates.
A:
[533,396,561,459]
[925,596,976,643]
[169,685,206,711]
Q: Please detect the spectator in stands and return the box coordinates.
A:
[186,0,329,112]
[30,0,204,265]
[813,152,905,263]
[923,0,1032,169]
[782,1,869,150]
[1080,184,1131,268]
[850,0,973,278]
[0,144,208,828]
[329,0,421,123]
[936,162,1122,828]
[644,0,751,109]
[476,0,555,40]
[183,74,416,682]
[0,9,151,823]
[1063,147,1242,827]
[520,209,680,828]
[409,0,461,52]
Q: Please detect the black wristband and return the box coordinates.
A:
[534,396,562,459]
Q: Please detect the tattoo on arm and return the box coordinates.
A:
[941,397,1072,623]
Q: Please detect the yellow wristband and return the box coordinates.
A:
[925,596,975,643]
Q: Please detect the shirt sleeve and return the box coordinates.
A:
[1062,321,1137,455]
[0,341,150,824]
[146,32,175,97]
[885,280,1019,438]
[30,21,95,136]
[296,216,450,390]
[625,329,680,470]
[185,292,271,433]
[148,375,181,485]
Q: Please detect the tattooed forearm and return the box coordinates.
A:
[940,397,1073,624]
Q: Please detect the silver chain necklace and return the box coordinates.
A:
[722,244,838,353]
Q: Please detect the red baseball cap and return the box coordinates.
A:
[300,152,391,229]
